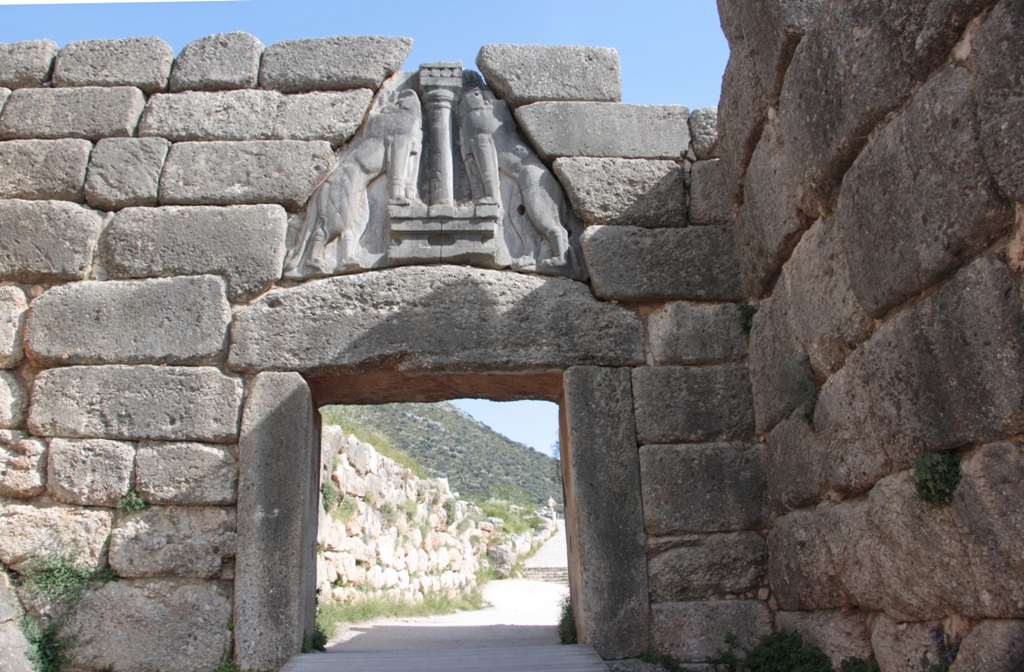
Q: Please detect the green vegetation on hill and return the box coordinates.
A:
[320,402,562,505]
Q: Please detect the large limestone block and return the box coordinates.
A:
[815,257,1024,494]
[228,265,644,373]
[688,159,732,226]
[84,137,170,210]
[0,371,26,429]
[236,373,319,670]
[109,506,236,578]
[159,140,334,210]
[0,502,113,570]
[950,620,1024,672]
[563,366,649,658]
[0,286,26,368]
[0,138,91,201]
[47,438,135,507]
[101,204,288,302]
[838,66,1014,319]
[135,441,238,505]
[776,609,873,669]
[632,365,755,444]
[258,36,413,92]
[640,443,768,535]
[651,600,772,663]
[53,37,173,94]
[29,365,243,442]
[974,0,1024,202]
[777,0,989,213]
[765,414,825,515]
[0,200,103,283]
[581,225,742,302]
[553,157,686,227]
[734,119,807,299]
[0,434,46,498]
[715,33,769,207]
[170,31,264,92]
[139,88,373,146]
[647,532,767,601]
[688,107,719,160]
[647,302,747,366]
[0,86,145,140]
[516,102,691,160]
[60,579,233,672]
[25,275,231,366]
[476,44,621,109]
[0,40,58,88]
[786,219,873,378]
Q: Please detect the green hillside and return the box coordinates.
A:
[320,402,562,506]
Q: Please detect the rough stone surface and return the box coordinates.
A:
[640,443,768,535]
[974,0,1024,202]
[786,220,873,378]
[0,286,26,368]
[949,619,1024,672]
[101,204,288,302]
[0,139,91,201]
[516,102,690,160]
[647,532,767,601]
[769,442,1024,620]
[0,573,33,672]
[871,615,938,672]
[0,40,58,88]
[53,37,173,94]
[815,257,1024,494]
[26,275,231,366]
[0,199,103,283]
[651,601,772,663]
[776,609,874,669]
[169,31,264,92]
[60,579,233,672]
[236,373,319,671]
[688,106,719,160]
[84,137,169,210]
[258,36,413,93]
[688,159,731,226]
[135,441,238,505]
[647,302,747,366]
[735,119,808,298]
[0,502,113,570]
[229,265,644,373]
[765,414,825,515]
[0,86,145,140]
[581,225,742,302]
[159,140,334,210]
[0,371,26,429]
[0,87,7,112]
[715,32,769,206]
[476,44,621,108]
[777,0,988,213]
[0,435,46,498]
[564,366,649,659]
[139,89,373,146]
[109,506,236,578]
[29,365,243,442]
[838,66,1014,318]
[47,438,135,507]
[632,365,755,444]
[554,157,686,227]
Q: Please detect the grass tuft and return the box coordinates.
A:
[557,594,577,645]
[912,452,961,506]
[117,490,149,515]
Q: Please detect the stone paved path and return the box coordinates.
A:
[524,519,568,571]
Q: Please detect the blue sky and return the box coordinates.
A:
[0,0,728,454]
[0,0,728,107]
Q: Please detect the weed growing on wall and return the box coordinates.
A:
[321,481,342,513]
[442,498,457,527]
[117,490,149,514]
[20,615,66,672]
[738,305,758,337]
[912,452,961,506]
[841,658,880,672]
[557,594,577,645]
[714,631,833,672]
[918,625,960,672]
[333,496,358,524]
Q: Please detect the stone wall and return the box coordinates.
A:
[716,0,1024,669]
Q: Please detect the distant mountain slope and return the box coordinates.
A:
[320,402,562,505]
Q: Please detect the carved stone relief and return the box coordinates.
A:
[283,62,588,281]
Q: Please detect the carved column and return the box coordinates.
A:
[419,62,462,206]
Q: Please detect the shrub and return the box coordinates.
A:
[21,616,65,672]
[321,481,341,513]
[117,490,148,514]
[841,658,880,672]
[716,631,833,672]
[442,498,457,527]
[912,452,961,506]
[557,594,577,645]
[379,501,398,527]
